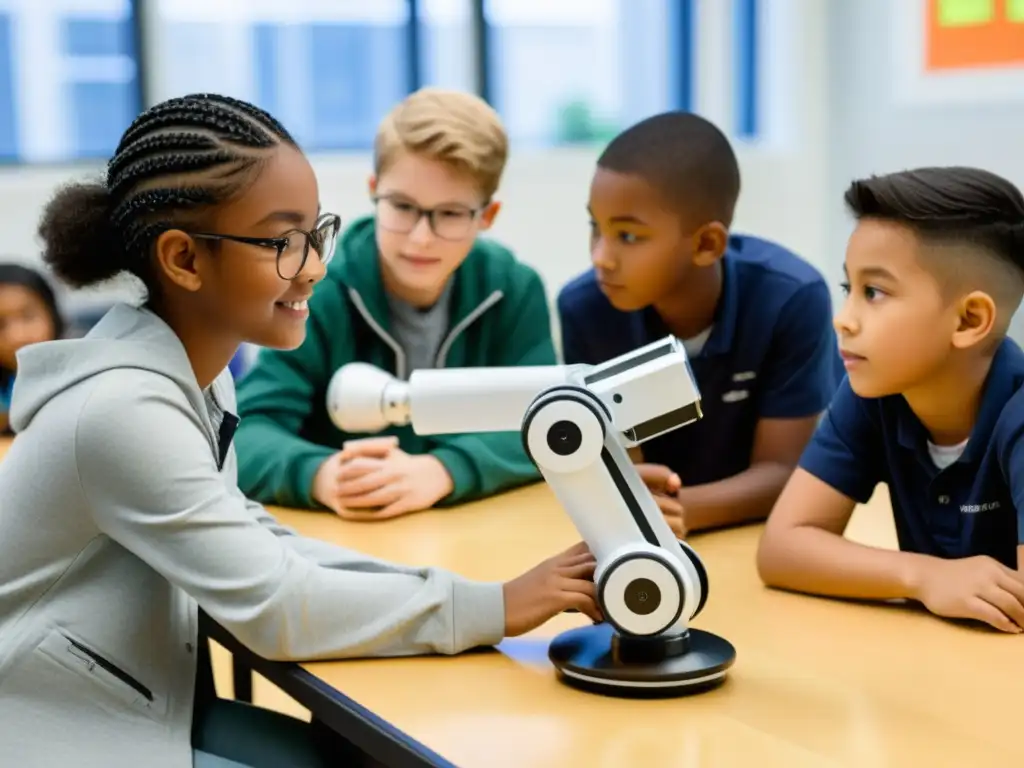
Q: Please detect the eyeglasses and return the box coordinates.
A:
[187,212,341,280]
[373,194,482,242]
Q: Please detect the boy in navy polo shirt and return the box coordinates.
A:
[758,166,1024,634]
[557,112,838,537]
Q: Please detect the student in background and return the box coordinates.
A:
[234,87,555,518]
[557,112,839,539]
[0,263,64,434]
[0,93,599,768]
[758,167,1024,633]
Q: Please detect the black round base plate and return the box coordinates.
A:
[548,622,736,699]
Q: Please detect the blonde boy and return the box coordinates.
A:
[234,88,557,517]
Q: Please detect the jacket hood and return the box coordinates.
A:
[10,304,205,433]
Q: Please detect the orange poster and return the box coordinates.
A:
[926,0,1024,70]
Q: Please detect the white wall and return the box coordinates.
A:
[0,0,832,334]
[14,1,1024,344]
[827,0,1024,341]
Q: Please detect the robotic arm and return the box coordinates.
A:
[327,336,736,696]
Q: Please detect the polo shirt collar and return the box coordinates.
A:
[895,339,1019,463]
[629,254,739,357]
[703,255,738,356]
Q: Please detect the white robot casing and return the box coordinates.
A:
[327,336,709,640]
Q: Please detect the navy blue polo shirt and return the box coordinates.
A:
[557,234,840,486]
[799,339,1024,568]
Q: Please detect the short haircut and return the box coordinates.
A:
[374,87,508,201]
[845,167,1024,326]
[597,112,741,226]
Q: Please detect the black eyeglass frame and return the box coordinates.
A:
[185,212,342,280]
[370,193,487,241]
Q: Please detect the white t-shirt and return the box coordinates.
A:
[927,438,968,470]
[682,325,713,358]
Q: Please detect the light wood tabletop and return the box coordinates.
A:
[252,484,1020,768]
[2,435,1015,765]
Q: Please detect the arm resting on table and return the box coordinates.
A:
[683,282,837,531]
[681,415,820,531]
[75,378,505,662]
[756,468,934,601]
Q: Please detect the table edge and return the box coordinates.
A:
[202,616,458,768]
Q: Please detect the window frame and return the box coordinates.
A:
[0,0,146,167]
[470,0,696,147]
[0,0,700,163]
[733,0,760,141]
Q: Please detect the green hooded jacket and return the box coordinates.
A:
[234,215,556,509]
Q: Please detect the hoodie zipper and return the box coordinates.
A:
[348,289,408,379]
[348,288,504,377]
[435,290,503,367]
[65,636,154,702]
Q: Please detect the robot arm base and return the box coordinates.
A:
[517,371,737,697]
[548,623,736,698]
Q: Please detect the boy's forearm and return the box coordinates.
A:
[1018,545,1023,572]
[678,462,792,532]
[757,525,935,601]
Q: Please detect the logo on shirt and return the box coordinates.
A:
[722,390,750,403]
[721,371,757,402]
[960,501,1001,514]
[722,372,756,402]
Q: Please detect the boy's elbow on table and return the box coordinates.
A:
[754,523,792,588]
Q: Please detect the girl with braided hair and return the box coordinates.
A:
[0,94,600,768]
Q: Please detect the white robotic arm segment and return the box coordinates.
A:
[520,383,706,638]
[578,336,703,448]
[327,337,702,444]
[326,362,409,434]
[326,336,735,695]
[408,366,580,435]
[327,363,582,435]
[328,336,710,635]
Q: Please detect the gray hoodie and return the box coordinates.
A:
[0,303,505,768]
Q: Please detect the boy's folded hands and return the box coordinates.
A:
[311,436,454,520]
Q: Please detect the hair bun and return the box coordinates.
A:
[38,181,124,288]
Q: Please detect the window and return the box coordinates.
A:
[0,12,16,162]
[482,0,694,147]
[149,0,469,152]
[149,0,412,152]
[63,13,140,158]
[733,0,759,140]
[418,0,476,93]
[0,0,140,163]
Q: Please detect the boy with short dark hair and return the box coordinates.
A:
[557,112,838,537]
[234,87,555,518]
[757,166,1024,634]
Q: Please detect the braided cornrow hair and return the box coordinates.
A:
[37,93,296,291]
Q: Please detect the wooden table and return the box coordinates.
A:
[3,432,1015,765]
[251,484,1021,768]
